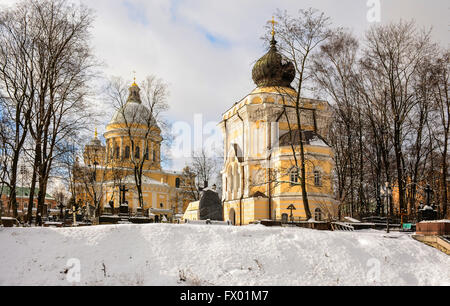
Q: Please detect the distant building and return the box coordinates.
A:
[0,186,56,218]
[74,82,190,221]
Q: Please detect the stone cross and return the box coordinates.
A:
[120,185,129,205]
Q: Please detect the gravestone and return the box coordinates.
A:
[119,201,129,216]
[199,189,223,221]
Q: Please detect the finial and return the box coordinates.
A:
[95,127,98,138]
[270,16,277,38]
[132,70,137,87]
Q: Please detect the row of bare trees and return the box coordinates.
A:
[0,0,96,224]
[270,9,448,220]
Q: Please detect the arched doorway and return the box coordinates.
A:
[229,208,236,226]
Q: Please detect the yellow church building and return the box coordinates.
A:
[75,82,189,222]
[219,35,337,225]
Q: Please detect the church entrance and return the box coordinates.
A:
[229,208,236,225]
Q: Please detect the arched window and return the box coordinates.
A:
[314,170,322,186]
[135,146,140,159]
[290,168,299,186]
[234,165,240,193]
[175,178,181,188]
[315,208,322,221]
[115,146,120,159]
[124,146,130,159]
[228,166,233,194]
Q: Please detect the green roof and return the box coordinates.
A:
[0,186,54,200]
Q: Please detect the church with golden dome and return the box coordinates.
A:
[75,82,188,222]
[219,33,337,225]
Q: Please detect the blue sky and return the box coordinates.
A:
[1,0,449,171]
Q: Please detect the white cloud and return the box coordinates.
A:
[1,0,449,172]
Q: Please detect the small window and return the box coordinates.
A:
[290,168,299,186]
[115,146,120,159]
[315,208,322,221]
[135,146,140,159]
[160,203,164,208]
[314,170,322,186]
[175,178,181,188]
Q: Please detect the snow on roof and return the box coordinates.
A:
[419,220,450,223]
[344,217,362,223]
[105,175,170,187]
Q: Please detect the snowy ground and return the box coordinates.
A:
[0,224,449,286]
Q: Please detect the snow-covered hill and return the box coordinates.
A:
[0,224,448,286]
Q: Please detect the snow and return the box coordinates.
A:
[309,136,328,147]
[344,217,362,223]
[419,220,450,224]
[0,224,449,286]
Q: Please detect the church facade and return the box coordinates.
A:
[219,36,337,225]
[75,82,188,221]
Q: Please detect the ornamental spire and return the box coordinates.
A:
[269,16,278,46]
[131,70,138,87]
[270,16,277,38]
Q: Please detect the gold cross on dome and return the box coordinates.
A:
[132,70,137,86]
[269,16,277,37]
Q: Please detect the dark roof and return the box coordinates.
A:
[279,130,330,147]
[252,37,295,88]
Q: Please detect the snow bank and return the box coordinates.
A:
[0,224,449,286]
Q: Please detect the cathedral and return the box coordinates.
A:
[219,34,337,225]
[76,82,188,222]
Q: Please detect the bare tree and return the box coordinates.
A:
[106,75,169,208]
[266,8,332,219]
[11,0,97,225]
[0,2,36,218]
[312,29,361,216]
[78,146,109,222]
[363,21,435,216]
[180,149,219,202]
[0,115,12,225]
[429,50,449,217]
[179,166,200,202]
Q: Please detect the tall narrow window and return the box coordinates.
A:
[135,146,140,159]
[314,170,322,187]
[290,168,299,186]
[175,178,181,188]
[144,147,149,160]
[124,146,130,159]
[115,146,120,159]
[152,150,156,162]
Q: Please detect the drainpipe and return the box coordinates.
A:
[267,121,273,221]
[222,119,228,219]
[237,112,245,226]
